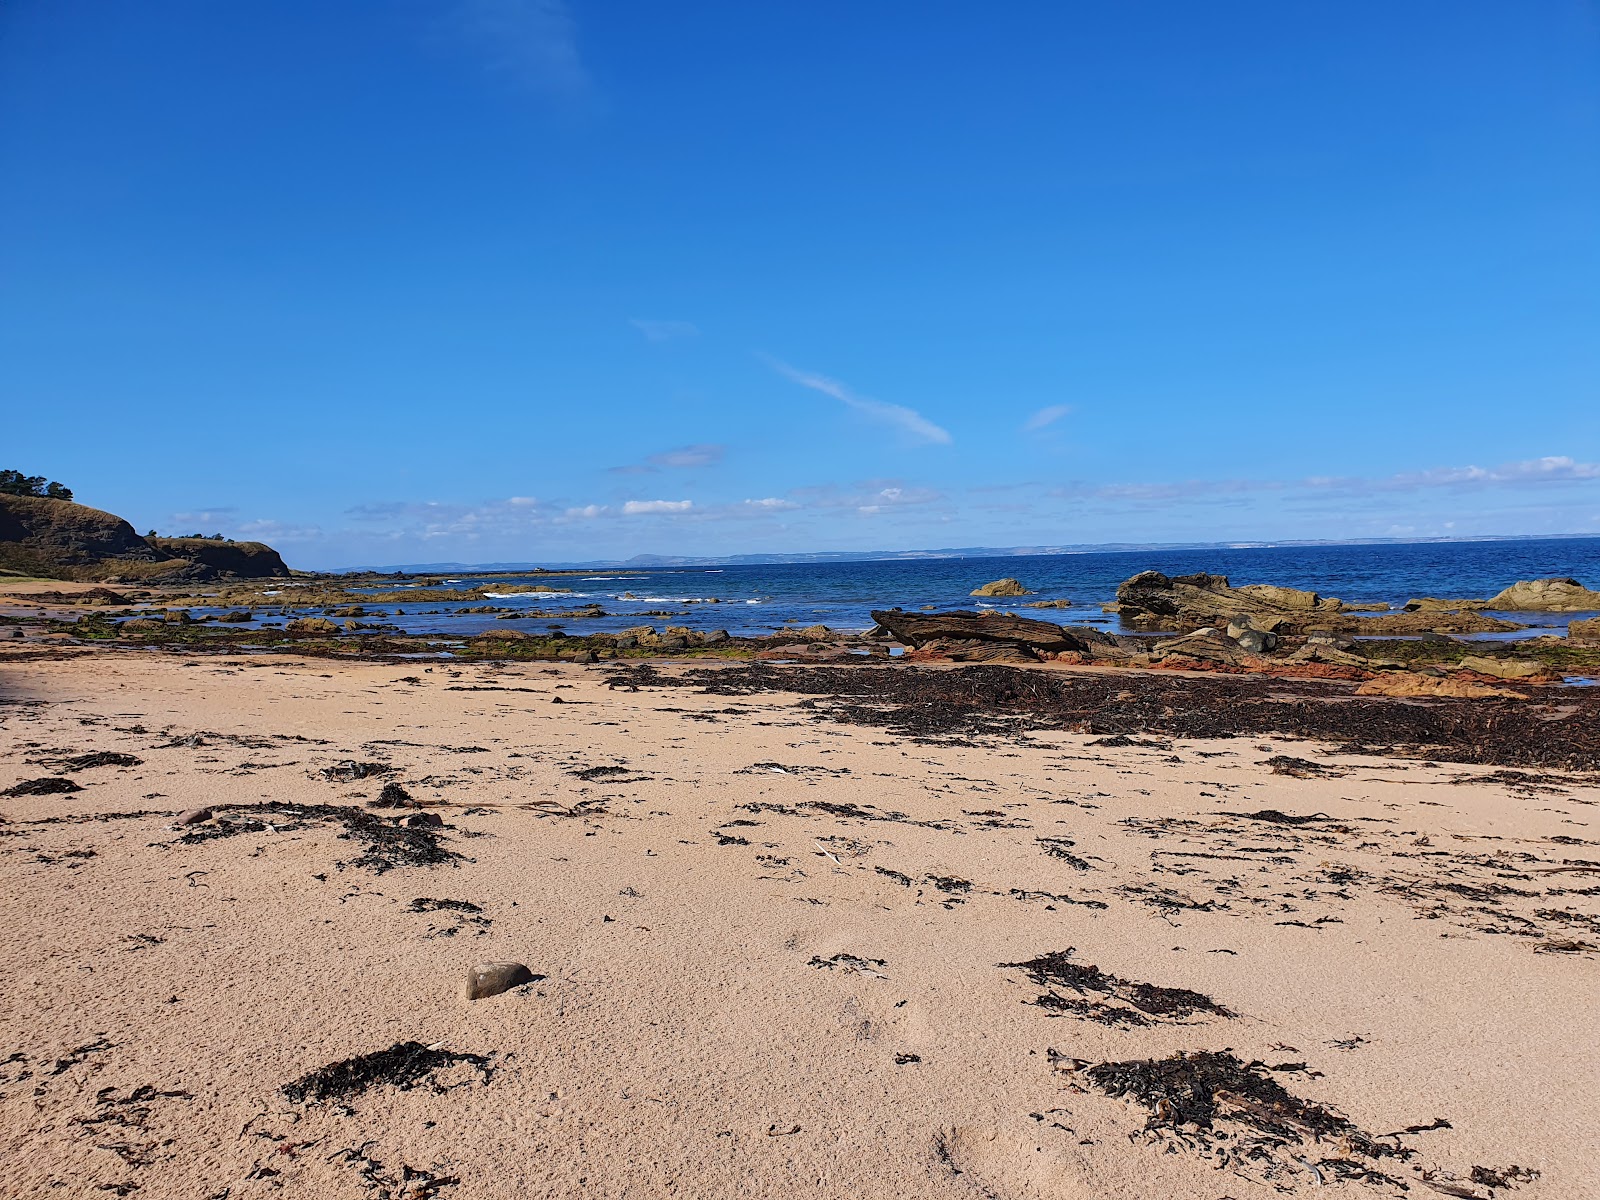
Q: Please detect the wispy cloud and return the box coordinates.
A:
[622,499,693,515]
[453,0,590,99]
[742,497,800,511]
[1024,404,1071,432]
[765,358,952,446]
[609,443,725,474]
[630,319,699,342]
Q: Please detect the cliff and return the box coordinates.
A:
[0,494,290,581]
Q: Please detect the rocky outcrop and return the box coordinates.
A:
[1485,578,1600,612]
[1113,571,1344,633]
[871,609,1087,660]
[146,537,289,579]
[1114,570,1527,635]
[0,493,290,581]
[1022,598,1073,609]
[1571,617,1600,645]
[0,494,164,577]
[970,578,1032,597]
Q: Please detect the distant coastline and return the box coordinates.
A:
[336,532,1600,575]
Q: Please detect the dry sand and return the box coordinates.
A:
[1,650,1595,1199]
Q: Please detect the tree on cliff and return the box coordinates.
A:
[0,470,73,502]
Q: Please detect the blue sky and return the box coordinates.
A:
[2,1,1596,568]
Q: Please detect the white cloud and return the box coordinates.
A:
[622,499,693,515]
[765,358,953,446]
[630,319,699,342]
[1024,404,1071,432]
[563,504,606,519]
[743,497,799,511]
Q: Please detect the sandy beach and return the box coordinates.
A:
[1,648,1594,1199]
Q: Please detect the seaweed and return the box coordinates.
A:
[55,752,143,771]
[281,1041,493,1104]
[1037,837,1092,870]
[1074,1049,1416,1187]
[173,801,462,873]
[1001,949,1231,1022]
[667,662,1600,770]
[3,776,83,797]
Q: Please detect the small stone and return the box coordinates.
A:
[399,812,443,828]
[467,961,537,1000]
[175,807,213,826]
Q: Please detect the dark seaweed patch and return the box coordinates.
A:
[1076,1050,1415,1186]
[1001,949,1231,1022]
[282,1040,492,1104]
[669,662,1600,770]
[3,776,83,797]
[55,752,143,771]
[174,801,462,873]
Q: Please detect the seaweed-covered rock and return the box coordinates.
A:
[871,609,1087,656]
[285,617,339,636]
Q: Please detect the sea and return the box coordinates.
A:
[267,537,1600,642]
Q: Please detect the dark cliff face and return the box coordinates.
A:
[0,493,164,575]
[0,494,289,580]
[146,537,289,578]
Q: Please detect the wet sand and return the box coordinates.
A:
[1,651,1595,1199]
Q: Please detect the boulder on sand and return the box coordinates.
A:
[970,578,1032,597]
[1486,578,1600,612]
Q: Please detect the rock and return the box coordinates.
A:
[399,812,443,828]
[467,961,537,1001]
[326,605,370,617]
[285,617,339,636]
[470,629,534,642]
[1234,629,1278,655]
[1355,674,1522,700]
[795,624,833,639]
[1353,610,1528,635]
[1152,628,1252,666]
[1403,597,1489,612]
[870,609,1087,655]
[1286,643,1382,670]
[175,807,214,826]
[701,629,730,646]
[216,610,252,623]
[162,609,191,623]
[1486,578,1600,611]
[1113,571,1328,632]
[970,578,1032,597]
[118,618,164,635]
[1571,616,1600,645]
[904,638,1039,663]
[1456,656,1553,680]
[1022,598,1073,609]
[1233,584,1330,611]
